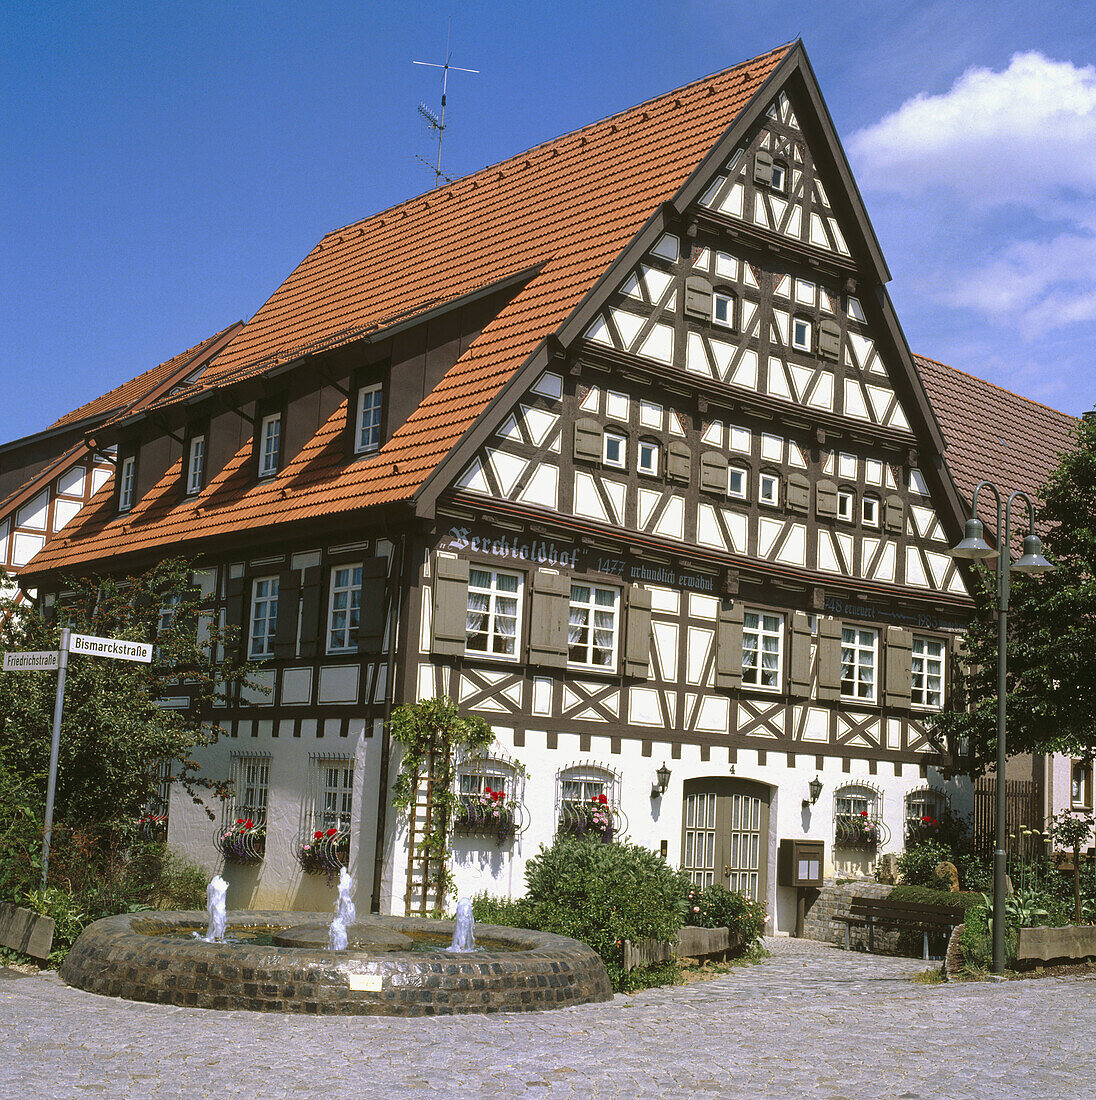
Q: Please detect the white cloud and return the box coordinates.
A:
[849,52,1096,206]
[850,53,1096,341]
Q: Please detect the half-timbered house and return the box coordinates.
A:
[22,41,1069,927]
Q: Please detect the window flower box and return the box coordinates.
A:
[136,814,168,843]
[454,787,518,843]
[835,810,882,848]
[216,819,266,864]
[558,795,616,843]
[297,828,350,874]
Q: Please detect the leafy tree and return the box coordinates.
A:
[0,558,250,836]
[931,415,1092,774]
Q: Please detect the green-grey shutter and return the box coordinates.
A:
[816,618,842,701]
[787,472,810,514]
[224,575,246,659]
[298,566,324,658]
[789,612,813,697]
[273,569,301,658]
[819,319,841,361]
[715,601,744,690]
[667,441,692,484]
[431,556,469,656]
[816,478,838,518]
[684,276,713,320]
[528,569,570,667]
[884,494,904,533]
[573,417,602,463]
[623,586,652,678]
[754,150,774,186]
[355,557,389,654]
[885,626,914,709]
[700,451,729,494]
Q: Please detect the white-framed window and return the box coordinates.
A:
[841,626,877,701]
[837,489,854,521]
[258,414,281,478]
[557,764,622,838]
[118,456,136,512]
[327,564,363,653]
[906,788,948,832]
[456,755,526,834]
[770,162,787,192]
[742,610,783,689]
[792,318,812,351]
[248,576,279,659]
[186,435,205,495]
[466,567,522,658]
[602,430,626,469]
[568,583,619,669]
[728,466,748,499]
[1072,760,1093,809]
[759,473,779,506]
[911,635,945,708]
[234,753,270,820]
[355,383,383,454]
[712,292,735,329]
[834,784,882,847]
[862,496,880,526]
[638,440,660,476]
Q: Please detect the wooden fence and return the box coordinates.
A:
[972,778,1045,858]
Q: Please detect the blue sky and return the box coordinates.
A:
[2,0,1094,441]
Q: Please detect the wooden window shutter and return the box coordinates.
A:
[224,575,247,659]
[431,556,470,657]
[623,586,653,678]
[819,319,841,361]
[816,618,843,701]
[789,612,813,697]
[816,478,838,518]
[786,472,810,514]
[700,451,729,494]
[528,569,570,667]
[754,150,774,186]
[297,566,324,658]
[355,557,390,654]
[573,417,602,463]
[273,569,301,659]
[715,601,744,690]
[667,441,692,484]
[884,627,914,708]
[884,494,904,533]
[684,276,713,320]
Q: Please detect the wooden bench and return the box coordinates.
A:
[835,896,963,960]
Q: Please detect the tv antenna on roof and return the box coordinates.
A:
[413,20,479,189]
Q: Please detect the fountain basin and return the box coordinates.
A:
[60,910,613,1015]
[271,921,414,951]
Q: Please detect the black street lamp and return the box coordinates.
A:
[948,481,1053,974]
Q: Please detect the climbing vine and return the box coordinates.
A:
[388,697,494,906]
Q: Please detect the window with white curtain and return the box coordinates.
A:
[742,610,782,689]
[465,568,522,658]
[567,583,619,669]
[911,635,945,707]
[841,626,877,701]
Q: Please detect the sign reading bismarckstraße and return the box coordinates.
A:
[3,650,60,672]
[68,633,153,664]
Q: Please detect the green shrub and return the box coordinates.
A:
[684,883,766,949]
[888,885,985,911]
[959,903,1016,974]
[895,840,952,887]
[523,835,690,992]
[470,893,536,928]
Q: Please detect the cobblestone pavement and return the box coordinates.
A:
[3,937,1095,1100]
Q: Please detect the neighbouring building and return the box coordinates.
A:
[16,41,1084,928]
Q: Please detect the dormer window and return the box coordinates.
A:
[118,455,136,512]
[355,383,384,454]
[258,414,281,478]
[186,435,205,496]
[792,318,812,352]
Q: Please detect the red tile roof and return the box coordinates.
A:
[915,354,1078,516]
[24,45,793,576]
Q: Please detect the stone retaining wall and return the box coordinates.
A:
[800,880,897,951]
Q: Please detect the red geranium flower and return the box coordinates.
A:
[326,827,337,837]
[314,831,324,840]
[236,819,244,825]
[860,810,869,817]
[244,819,253,829]
[598,794,608,805]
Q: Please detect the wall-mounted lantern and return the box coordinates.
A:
[651,762,672,799]
[802,775,823,809]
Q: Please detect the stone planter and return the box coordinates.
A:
[1017,924,1096,963]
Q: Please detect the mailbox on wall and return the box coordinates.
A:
[778,839,824,888]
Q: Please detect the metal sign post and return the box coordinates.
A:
[40,627,70,892]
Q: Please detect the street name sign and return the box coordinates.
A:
[3,650,60,672]
[68,633,153,663]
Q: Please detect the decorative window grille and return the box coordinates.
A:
[327,563,363,652]
[911,635,945,708]
[298,754,353,875]
[465,568,522,658]
[905,788,949,843]
[454,753,528,843]
[567,583,619,669]
[834,783,889,848]
[215,753,270,863]
[555,763,625,841]
[138,758,172,840]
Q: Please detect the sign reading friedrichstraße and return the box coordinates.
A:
[68,633,153,664]
[3,650,60,672]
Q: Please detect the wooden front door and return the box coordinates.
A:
[681,778,770,901]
